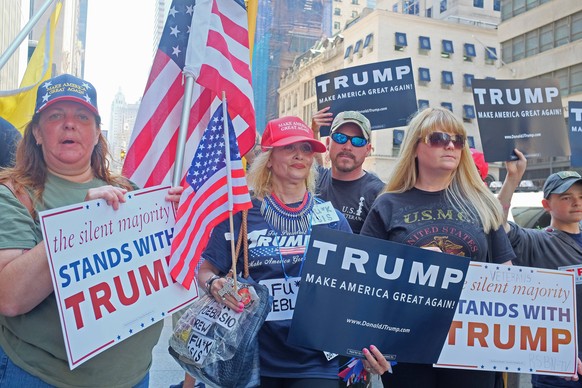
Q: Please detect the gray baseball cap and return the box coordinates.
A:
[330,111,371,141]
[542,171,582,198]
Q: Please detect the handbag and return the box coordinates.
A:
[168,210,272,388]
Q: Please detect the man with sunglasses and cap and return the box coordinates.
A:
[499,149,582,387]
[312,108,385,387]
[311,107,385,235]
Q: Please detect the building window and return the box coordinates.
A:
[502,12,582,64]
[463,73,474,90]
[538,63,582,97]
[555,18,569,47]
[352,0,359,4]
[473,0,484,8]
[485,46,497,64]
[467,136,475,148]
[441,39,454,58]
[441,102,453,111]
[441,71,454,88]
[463,105,476,120]
[393,3,398,12]
[440,0,447,13]
[334,7,341,15]
[352,10,358,18]
[419,36,431,52]
[426,6,432,17]
[393,129,404,145]
[363,33,374,49]
[404,0,419,15]
[493,0,500,11]
[354,39,363,54]
[573,12,582,41]
[334,21,340,30]
[393,129,404,156]
[525,30,539,57]
[344,45,352,58]
[395,32,407,51]
[419,67,431,83]
[463,43,476,61]
[418,99,429,109]
[571,63,582,94]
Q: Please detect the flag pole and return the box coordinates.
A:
[222,91,238,290]
[0,0,56,71]
[172,74,196,187]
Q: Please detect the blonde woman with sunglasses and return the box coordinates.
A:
[361,107,514,388]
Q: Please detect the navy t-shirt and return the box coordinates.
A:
[361,188,515,264]
[202,196,352,379]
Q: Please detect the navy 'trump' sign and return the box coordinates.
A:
[472,78,569,162]
[315,58,417,135]
[288,227,469,364]
[569,101,582,167]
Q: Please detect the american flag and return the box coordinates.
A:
[169,103,252,288]
[122,0,255,188]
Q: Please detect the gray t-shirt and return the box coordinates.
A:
[508,222,582,349]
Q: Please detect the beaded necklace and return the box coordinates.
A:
[260,191,314,235]
[260,191,314,280]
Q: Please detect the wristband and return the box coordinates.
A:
[205,275,221,294]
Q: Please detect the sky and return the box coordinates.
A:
[84,0,156,130]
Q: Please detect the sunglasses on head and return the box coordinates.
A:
[422,132,465,149]
[331,132,368,147]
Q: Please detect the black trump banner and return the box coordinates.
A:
[315,58,418,136]
[472,78,569,162]
[288,227,469,364]
[569,101,582,167]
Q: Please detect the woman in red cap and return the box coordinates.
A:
[197,116,391,386]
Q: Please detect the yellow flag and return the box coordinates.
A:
[0,1,62,134]
[246,0,258,65]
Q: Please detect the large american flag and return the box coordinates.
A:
[169,103,252,288]
[122,0,255,188]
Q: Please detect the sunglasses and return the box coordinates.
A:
[422,132,465,149]
[331,132,368,147]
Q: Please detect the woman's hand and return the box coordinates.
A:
[362,345,391,375]
[166,186,184,210]
[207,276,245,313]
[85,186,127,210]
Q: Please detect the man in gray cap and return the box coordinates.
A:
[498,149,582,387]
[311,107,385,234]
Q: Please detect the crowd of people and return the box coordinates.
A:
[1,73,580,388]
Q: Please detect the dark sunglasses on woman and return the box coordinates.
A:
[331,132,368,147]
[422,132,465,149]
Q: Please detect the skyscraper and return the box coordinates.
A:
[252,0,331,132]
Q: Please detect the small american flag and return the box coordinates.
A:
[169,103,252,288]
[122,0,255,188]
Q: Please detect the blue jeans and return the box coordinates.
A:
[0,345,149,387]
